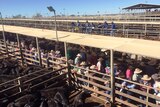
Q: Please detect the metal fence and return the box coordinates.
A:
[2,19,160,38]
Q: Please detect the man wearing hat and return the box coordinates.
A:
[139,75,152,107]
[55,50,61,58]
[79,61,87,74]
[132,68,143,82]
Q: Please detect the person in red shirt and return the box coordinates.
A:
[126,66,133,80]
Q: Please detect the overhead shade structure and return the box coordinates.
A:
[0,25,160,59]
[123,4,160,10]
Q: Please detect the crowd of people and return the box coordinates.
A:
[53,43,159,106]
[6,36,160,106]
[70,20,116,36]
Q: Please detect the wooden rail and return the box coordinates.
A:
[71,65,159,106]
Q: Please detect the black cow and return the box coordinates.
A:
[0,59,22,76]
[38,90,70,107]
[40,86,66,99]
[72,91,91,107]
[54,91,69,107]
[39,98,48,107]
[7,94,38,107]
[40,85,71,107]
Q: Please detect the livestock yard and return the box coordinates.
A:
[1,2,160,107]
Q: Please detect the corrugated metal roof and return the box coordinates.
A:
[123,4,160,10]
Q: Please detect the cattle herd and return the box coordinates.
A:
[0,58,104,107]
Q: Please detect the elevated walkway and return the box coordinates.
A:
[0,25,160,59]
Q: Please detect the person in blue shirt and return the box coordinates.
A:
[76,21,81,32]
[103,21,108,35]
[76,20,80,27]
[120,78,136,103]
[110,22,116,36]
[85,20,90,34]
[71,22,75,32]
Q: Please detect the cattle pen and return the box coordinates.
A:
[0,24,160,107]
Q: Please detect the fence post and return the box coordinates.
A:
[36,37,42,67]
[16,34,24,66]
[146,87,149,107]
[18,77,22,92]
[64,42,71,86]
[127,29,129,38]
[110,49,115,105]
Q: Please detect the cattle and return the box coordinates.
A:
[7,94,35,107]
[40,86,68,100]
[0,59,21,76]
[39,97,67,107]
[39,85,71,107]
[6,86,70,107]
[0,57,69,107]
[39,98,48,107]
[47,99,61,107]
[54,91,69,107]
[0,75,15,83]
[0,97,9,107]
[7,92,42,107]
[72,91,91,107]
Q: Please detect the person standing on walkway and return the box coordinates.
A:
[103,21,108,35]
[85,20,90,34]
[110,22,116,36]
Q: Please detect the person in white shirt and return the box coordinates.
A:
[96,57,105,74]
[74,53,81,66]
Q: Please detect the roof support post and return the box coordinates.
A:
[123,24,125,35]
[126,28,129,38]
[36,37,42,67]
[110,49,115,105]
[0,13,8,56]
[145,24,147,36]
[64,42,71,86]
[16,34,24,66]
